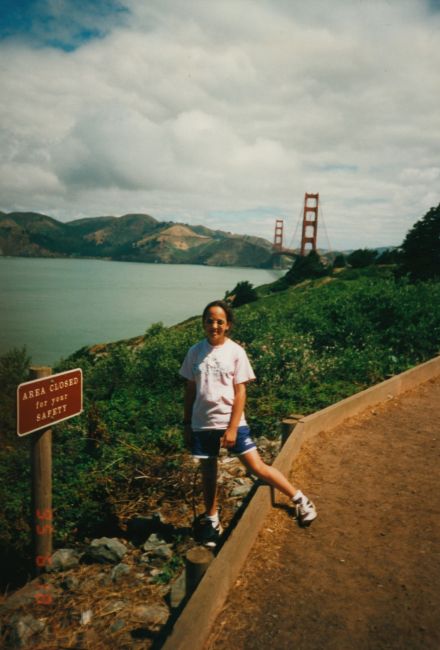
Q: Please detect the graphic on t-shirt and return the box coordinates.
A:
[193,354,232,381]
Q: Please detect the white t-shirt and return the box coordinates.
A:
[179,337,256,430]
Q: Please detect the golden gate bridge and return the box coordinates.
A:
[271,192,332,268]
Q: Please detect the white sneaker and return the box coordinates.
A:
[294,496,317,527]
[194,514,224,547]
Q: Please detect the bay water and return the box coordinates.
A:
[1,257,282,365]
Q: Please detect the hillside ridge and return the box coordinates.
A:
[0,211,276,268]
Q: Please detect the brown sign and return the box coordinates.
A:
[17,369,83,437]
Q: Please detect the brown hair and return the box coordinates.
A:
[202,300,234,326]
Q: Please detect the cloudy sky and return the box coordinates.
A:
[1,0,439,250]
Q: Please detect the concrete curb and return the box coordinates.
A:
[163,355,440,650]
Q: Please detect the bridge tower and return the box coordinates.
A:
[273,219,284,252]
[300,193,319,256]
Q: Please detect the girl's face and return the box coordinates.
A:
[203,306,230,346]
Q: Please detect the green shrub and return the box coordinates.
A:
[1,269,439,588]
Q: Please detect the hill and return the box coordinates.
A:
[0,211,275,268]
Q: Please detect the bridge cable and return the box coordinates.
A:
[319,202,333,259]
[285,203,304,252]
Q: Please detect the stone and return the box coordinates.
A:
[142,533,166,552]
[153,545,173,560]
[8,614,45,648]
[230,483,252,498]
[0,581,42,612]
[87,537,128,563]
[111,563,131,582]
[131,604,169,629]
[169,570,186,609]
[110,619,126,633]
[102,600,126,616]
[142,534,173,560]
[95,571,112,587]
[80,609,93,625]
[46,548,81,572]
[60,575,80,591]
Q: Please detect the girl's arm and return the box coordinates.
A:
[221,382,247,448]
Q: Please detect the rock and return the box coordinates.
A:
[80,609,93,625]
[154,545,174,560]
[169,570,186,609]
[149,568,162,577]
[0,581,42,612]
[142,534,173,560]
[8,614,45,648]
[111,563,131,582]
[110,619,126,633]
[46,548,81,572]
[142,533,166,552]
[230,482,252,498]
[60,575,80,591]
[102,600,126,615]
[87,537,128,563]
[95,571,112,587]
[131,604,169,629]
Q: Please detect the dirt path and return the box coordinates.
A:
[205,377,440,650]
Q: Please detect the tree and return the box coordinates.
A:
[0,346,30,443]
[346,248,377,268]
[375,248,401,265]
[399,204,440,280]
[283,250,329,286]
[225,281,258,307]
[333,253,346,269]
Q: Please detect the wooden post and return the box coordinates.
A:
[281,413,304,447]
[30,366,53,575]
[185,546,214,598]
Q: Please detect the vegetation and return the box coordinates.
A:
[399,204,440,280]
[272,250,330,291]
[1,202,440,588]
[225,280,258,307]
[346,248,378,268]
[332,253,346,268]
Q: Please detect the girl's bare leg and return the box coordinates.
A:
[200,458,218,515]
[239,449,297,498]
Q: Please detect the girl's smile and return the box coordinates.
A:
[203,306,230,346]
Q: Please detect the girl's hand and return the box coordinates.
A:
[221,428,237,448]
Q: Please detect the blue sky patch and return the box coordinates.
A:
[0,0,129,50]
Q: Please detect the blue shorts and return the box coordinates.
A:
[191,426,257,459]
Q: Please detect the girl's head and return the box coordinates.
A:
[202,300,233,346]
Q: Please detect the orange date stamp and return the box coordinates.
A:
[34,507,53,605]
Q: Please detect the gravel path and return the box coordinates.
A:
[205,377,440,650]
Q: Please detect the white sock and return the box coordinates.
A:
[206,512,219,526]
[292,490,304,503]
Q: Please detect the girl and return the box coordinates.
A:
[180,300,317,547]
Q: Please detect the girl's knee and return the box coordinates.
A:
[243,456,269,478]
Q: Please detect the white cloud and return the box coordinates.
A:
[0,0,439,249]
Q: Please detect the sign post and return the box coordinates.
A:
[17,367,83,576]
[29,367,53,575]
